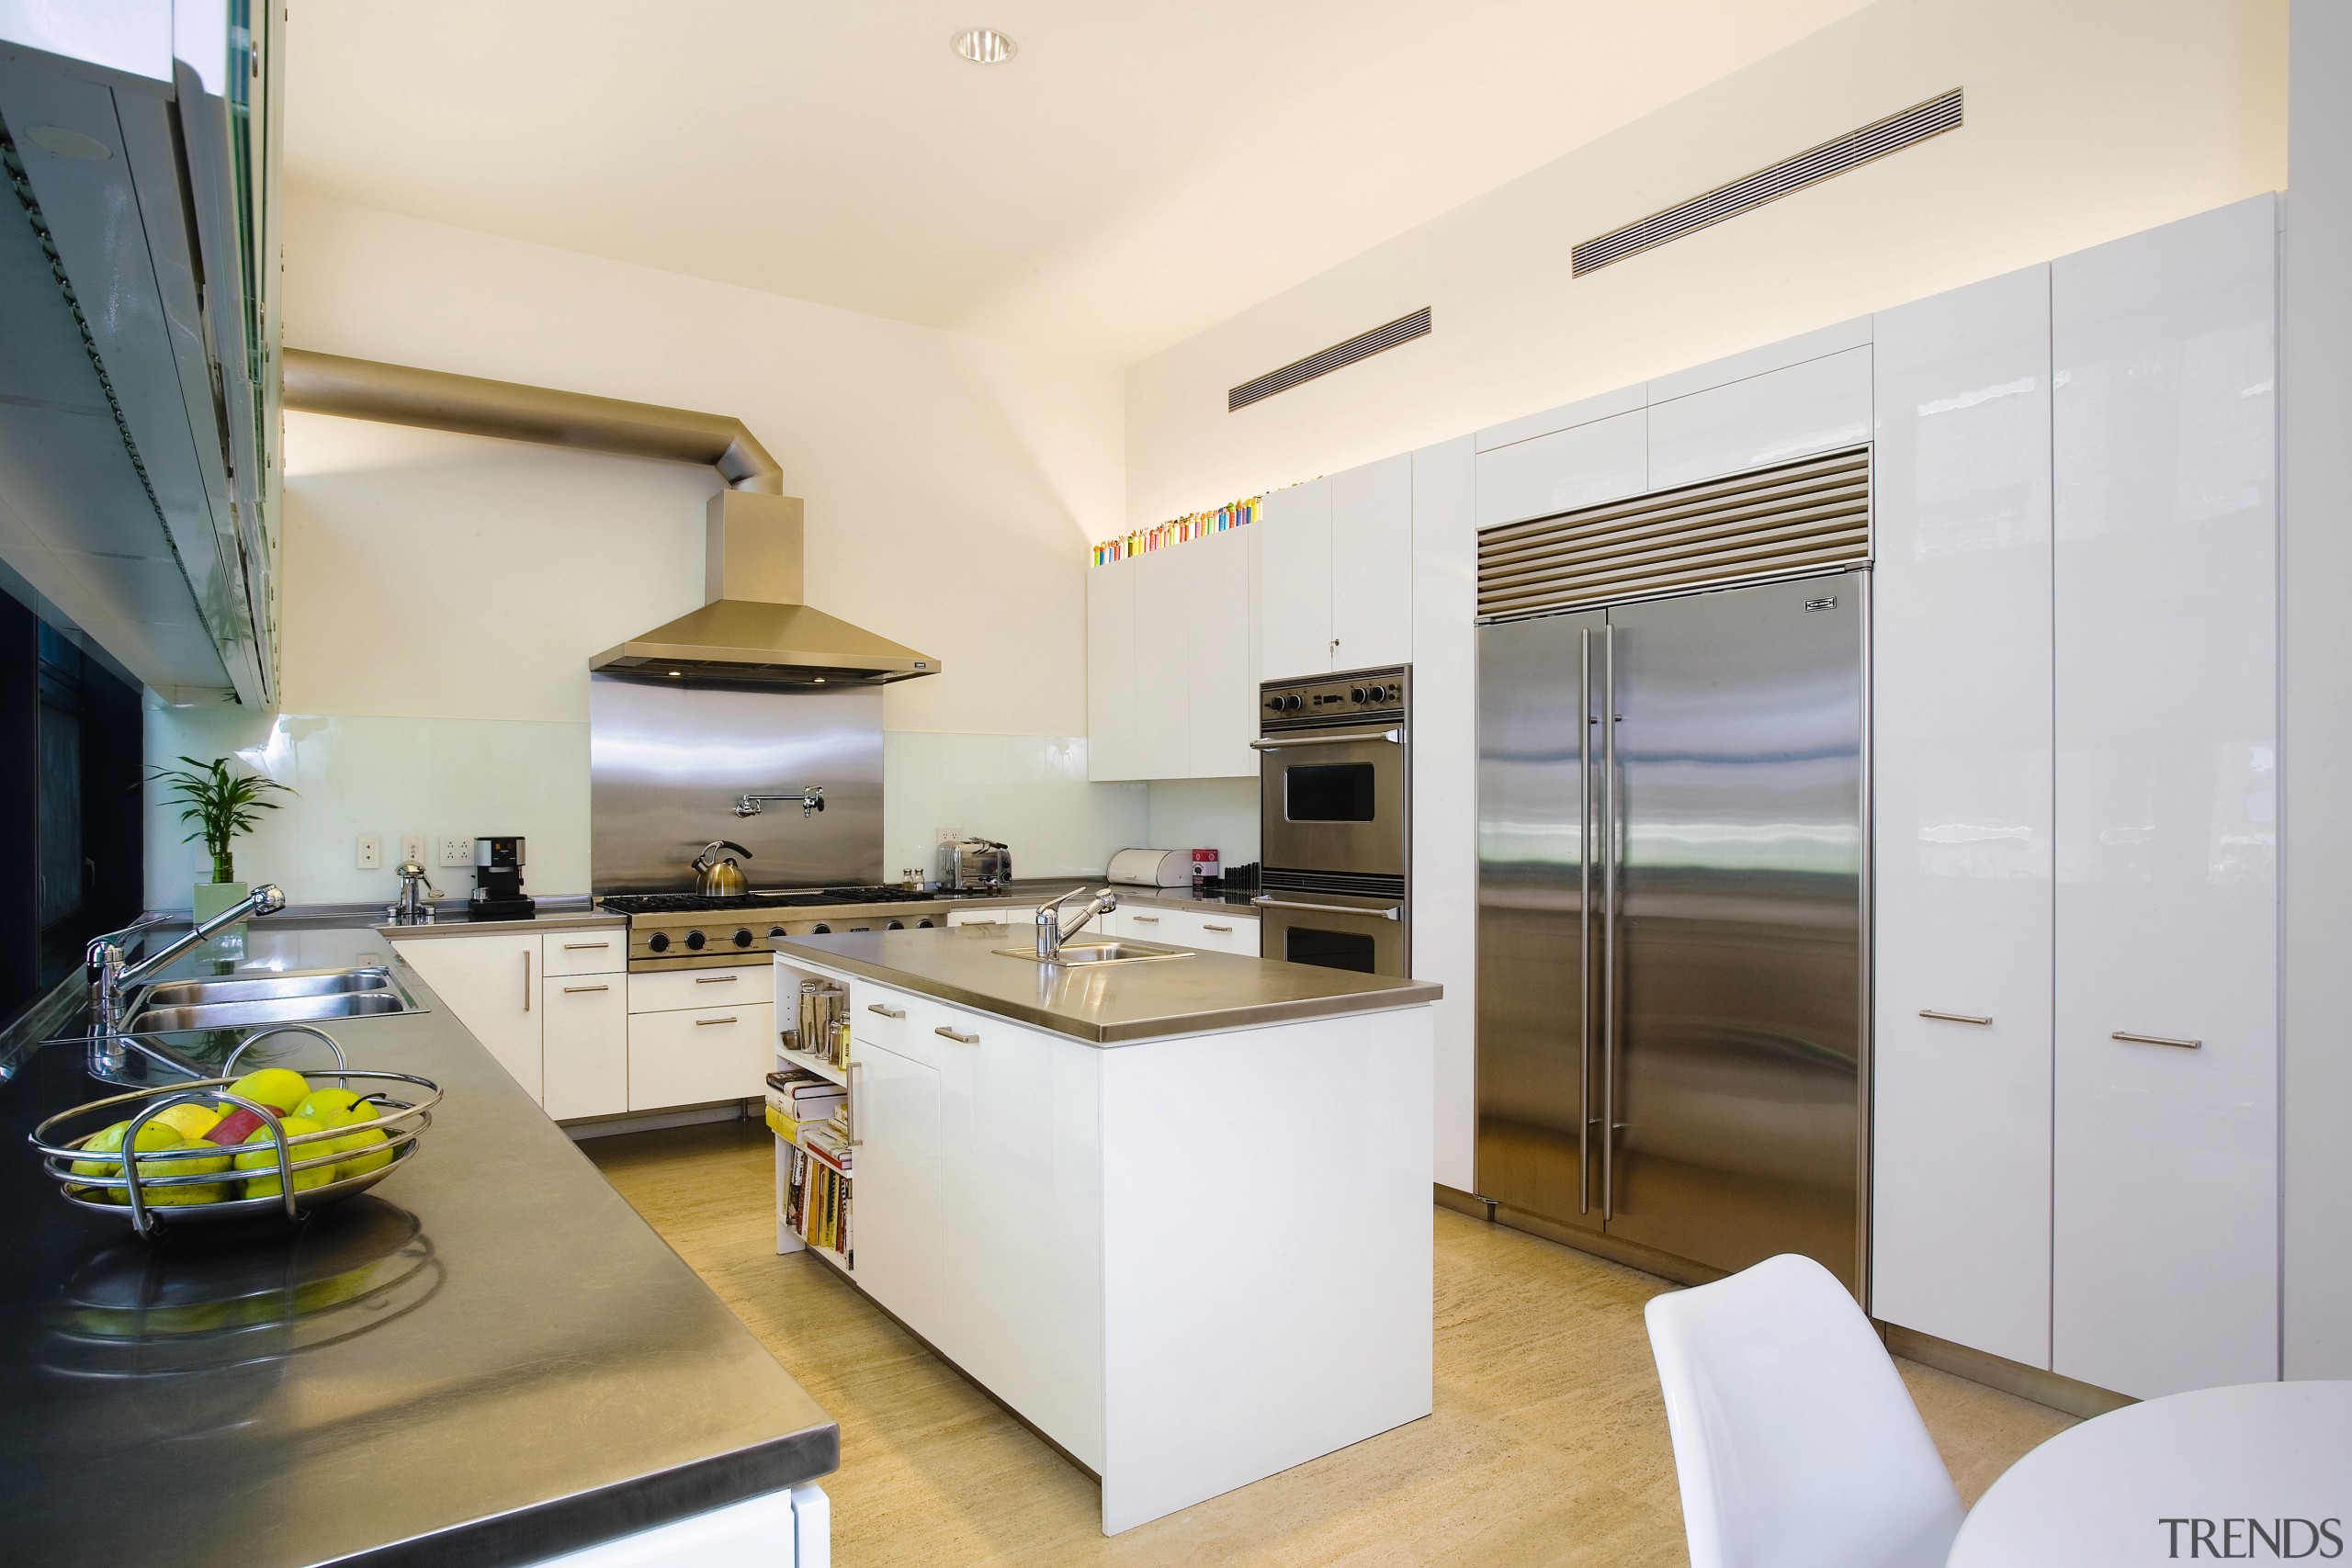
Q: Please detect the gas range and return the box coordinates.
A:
[599,886,980,971]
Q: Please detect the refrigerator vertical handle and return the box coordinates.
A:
[1601,620,1618,1223]
[1577,626,1592,1217]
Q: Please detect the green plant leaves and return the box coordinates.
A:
[151,754,293,861]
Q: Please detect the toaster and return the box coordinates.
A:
[940,837,1012,891]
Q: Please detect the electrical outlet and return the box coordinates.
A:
[439,836,474,868]
[356,836,383,870]
[936,828,964,844]
[401,834,426,867]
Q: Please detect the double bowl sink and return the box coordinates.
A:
[126,967,415,1033]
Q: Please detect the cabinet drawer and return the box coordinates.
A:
[945,905,1036,928]
[543,930,627,976]
[627,1002,775,1111]
[848,979,917,1055]
[628,964,775,1014]
[1119,906,1260,955]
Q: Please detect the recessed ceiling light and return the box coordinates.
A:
[952,28,1015,65]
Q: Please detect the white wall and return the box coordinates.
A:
[1124,0,2284,521]
[147,193,1134,908]
[1144,779,1259,868]
[2281,0,2352,1380]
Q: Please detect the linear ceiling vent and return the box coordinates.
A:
[1228,308,1430,412]
[1571,88,1962,277]
[1478,446,1870,620]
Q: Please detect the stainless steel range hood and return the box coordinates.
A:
[281,349,940,688]
[590,491,940,687]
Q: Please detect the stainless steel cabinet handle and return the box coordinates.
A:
[846,1061,863,1146]
[695,974,739,985]
[523,950,531,1011]
[563,942,610,951]
[1249,728,1404,750]
[562,984,610,994]
[1578,625,1593,1216]
[1203,923,1234,933]
[2113,1030,2201,1050]
[1920,1010,1993,1026]
[695,1016,739,1026]
[866,1003,905,1020]
[935,1026,980,1044]
[1250,897,1404,920]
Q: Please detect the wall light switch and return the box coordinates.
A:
[401,834,427,867]
[356,836,383,870]
[439,836,474,868]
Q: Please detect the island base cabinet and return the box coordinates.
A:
[526,1483,830,1566]
[627,1005,775,1111]
[846,1038,943,1324]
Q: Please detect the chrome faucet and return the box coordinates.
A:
[387,861,437,925]
[86,884,287,1080]
[735,785,825,818]
[1034,887,1119,961]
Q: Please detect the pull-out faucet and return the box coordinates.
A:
[85,884,287,1080]
[1034,887,1119,961]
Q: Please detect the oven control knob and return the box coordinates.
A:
[732,928,753,948]
[1265,696,1284,712]
[1350,685,1368,703]
[886,919,905,930]
[683,930,706,951]
[646,931,671,953]
[917,917,935,928]
[811,922,831,934]
[768,926,788,940]
[1283,694,1303,711]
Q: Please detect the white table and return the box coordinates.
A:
[1947,1381,2352,1566]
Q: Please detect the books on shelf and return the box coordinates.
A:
[784,1144,852,1259]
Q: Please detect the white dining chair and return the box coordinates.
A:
[1645,1253,1963,1568]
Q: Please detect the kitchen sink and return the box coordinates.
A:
[127,992,413,1032]
[993,940,1194,966]
[141,967,398,1008]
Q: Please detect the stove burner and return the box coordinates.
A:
[600,886,939,915]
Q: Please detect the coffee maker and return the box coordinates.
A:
[468,836,536,920]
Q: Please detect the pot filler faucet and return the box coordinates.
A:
[734,785,825,818]
[85,884,287,1081]
[1035,887,1119,961]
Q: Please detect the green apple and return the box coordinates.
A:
[70,1120,183,1179]
[141,1180,232,1206]
[332,1125,394,1181]
[294,1087,365,1125]
[225,1067,311,1114]
[233,1116,334,1201]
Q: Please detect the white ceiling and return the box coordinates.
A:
[285,1,1871,364]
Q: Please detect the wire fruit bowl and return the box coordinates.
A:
[28,1026,441,1238]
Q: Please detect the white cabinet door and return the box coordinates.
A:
[540,975,628,1121]
[1186,525,1258,778]
[1869,264,2057,1370]
[1473,408,1647,530]
[392,933,542,1104]
[1413,434,1480,1193]
[1087,558,1144,781]
[1259,478,1333,679]
[2052,196,2278,1398]
[627,1003,775,1111]
[925,998,1105,1469]
[849,1037,944,1336]
[1645,344,1873,490]
[1130,547,1193,780]
[1329,454,1413,671]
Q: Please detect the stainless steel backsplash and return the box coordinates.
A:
[590,675,884,892]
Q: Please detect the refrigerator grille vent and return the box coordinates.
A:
[1228,309,1430,412]
[1571,89,1962,276]
[1477,446,1870,619]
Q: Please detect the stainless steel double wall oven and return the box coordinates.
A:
[1254,666,1410,977]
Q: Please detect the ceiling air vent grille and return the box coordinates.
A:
[1478,446,1871,620]
[1571,88,1962,276]
[1229,308,1430,412]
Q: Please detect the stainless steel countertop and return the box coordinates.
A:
[774,923,1437,1044]
[0,919,835,1568]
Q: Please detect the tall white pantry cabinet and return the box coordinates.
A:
[1871,195,2280,1399]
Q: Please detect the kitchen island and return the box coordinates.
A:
[0,917,835,1568]
[769,921,1440,1534]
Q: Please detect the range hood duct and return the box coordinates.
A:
[282,350,940,687]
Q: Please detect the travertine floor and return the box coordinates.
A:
[586,1120,2073,1566]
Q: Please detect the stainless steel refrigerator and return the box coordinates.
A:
[1476,571,1865,1290]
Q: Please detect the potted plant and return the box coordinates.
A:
[154,755,293,922]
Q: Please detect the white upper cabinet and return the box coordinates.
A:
[1868,264,2056,1371]
[1087,558,1144,781]
[1130,547,1193,781]
[1185,525,1259,777]
[1646,344,1873,491]
[2050,195,2278,1399]
[1259,478,1334,681]
[1329,453,1414,672]
[1088,526,1258,782]
[1473,409,1647,531]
